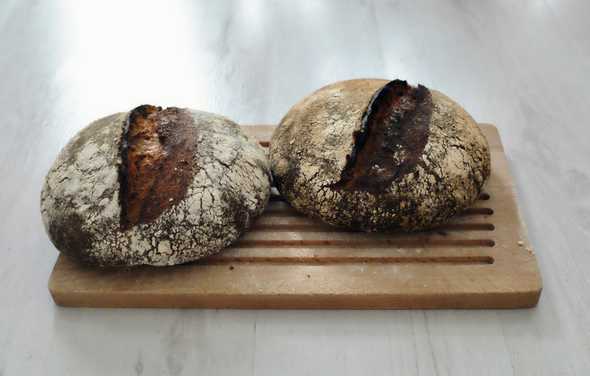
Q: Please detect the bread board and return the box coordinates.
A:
[48,124,542,309]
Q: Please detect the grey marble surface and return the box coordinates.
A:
[1,0,589,374]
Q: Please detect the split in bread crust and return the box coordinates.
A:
[119,105,197,230]
[331,80,433,193]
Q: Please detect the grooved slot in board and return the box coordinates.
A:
[262,201,495,218]
[262,211,305,218]
[234,239,496,248]
[201,255,495,265]
[461,207,494,216]
[269,195,286,202]
[250,223,495,232]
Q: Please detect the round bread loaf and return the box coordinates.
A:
[270,79,490,231]
[41,105,271,266]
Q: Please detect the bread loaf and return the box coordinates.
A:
[41,105,271,266]
[269,79,491,231]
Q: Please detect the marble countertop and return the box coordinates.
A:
[1,1,589,374]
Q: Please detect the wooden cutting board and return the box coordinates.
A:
[48,124,542,309]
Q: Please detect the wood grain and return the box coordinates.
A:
[48,124,542,309]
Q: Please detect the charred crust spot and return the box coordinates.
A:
[331,79,433,193]
[48,210,94,263]
[221,189,250,236]
[119,105,197,230]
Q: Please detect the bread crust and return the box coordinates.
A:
[269,79,491,231]
[41,108,271,266]
[119,105,198,229]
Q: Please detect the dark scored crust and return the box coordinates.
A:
[331,80,432,193]
[119,105,198,230]
[41,108,272,266]
[270,78,491,232]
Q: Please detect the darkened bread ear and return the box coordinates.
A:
[120,105,198,229]
[270,79,490,232]
[331,80,433,193]
[41,106,271,266]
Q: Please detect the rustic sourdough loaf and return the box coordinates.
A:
[270,79,491,231]
[41,105,271,266]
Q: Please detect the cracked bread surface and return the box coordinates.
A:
[41,107,271,266]
[269,79,490,232]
